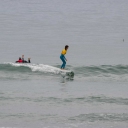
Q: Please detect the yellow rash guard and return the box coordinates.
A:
[61,49,67,55]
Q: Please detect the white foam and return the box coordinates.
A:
[4,62,67,75]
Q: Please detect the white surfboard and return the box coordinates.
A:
[46,65,74,78]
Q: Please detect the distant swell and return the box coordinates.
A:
[69,113,128,122]
[73,65,128,76]
[73,65,128,81]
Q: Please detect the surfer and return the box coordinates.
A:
[60,45,69,69]
[15,57,23,63]
[21,55,31,63]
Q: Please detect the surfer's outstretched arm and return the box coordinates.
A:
[64,54,67,61]
[65,57,67,61]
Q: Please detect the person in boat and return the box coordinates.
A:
[60,45,69,69]
[21,55,31,63]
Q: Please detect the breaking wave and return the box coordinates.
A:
[0,62,128,81]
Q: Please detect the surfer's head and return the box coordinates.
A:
[65,45,69,50]
[19,57,21,60]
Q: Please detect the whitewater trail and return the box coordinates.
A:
[3,62,63,74]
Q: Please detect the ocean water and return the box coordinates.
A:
[0,0,128,128]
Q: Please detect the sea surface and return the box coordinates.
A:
[0,0,128,128]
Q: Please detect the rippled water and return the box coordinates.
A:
[0,79,128,128]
